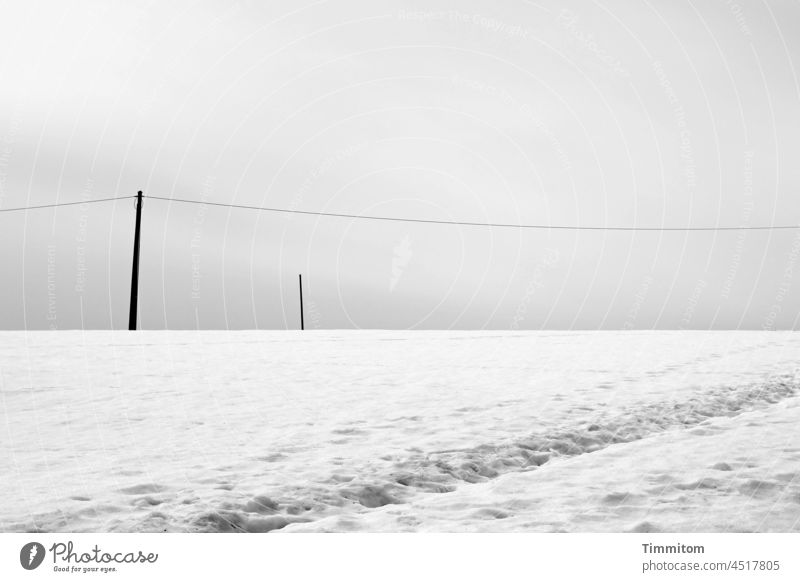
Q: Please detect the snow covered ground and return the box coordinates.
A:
[1,331,798,533]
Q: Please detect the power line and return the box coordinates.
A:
[0,196,135,213]
[148,195,800,232]
[3,192,798,231]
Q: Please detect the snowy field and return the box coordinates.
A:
[1,330,799,533]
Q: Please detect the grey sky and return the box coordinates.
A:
[1,0,799,330]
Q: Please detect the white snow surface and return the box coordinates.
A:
[1,330,798,533]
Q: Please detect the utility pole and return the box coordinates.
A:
[128,191,143,330]
[298,274,304,330]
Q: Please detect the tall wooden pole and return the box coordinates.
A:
[128,191,143,330]
[298,274,304,330]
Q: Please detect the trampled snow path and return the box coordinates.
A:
[1,331,798,532]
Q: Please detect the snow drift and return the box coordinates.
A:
[1,331,798,532]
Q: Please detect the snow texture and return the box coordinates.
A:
[1,331,798,533]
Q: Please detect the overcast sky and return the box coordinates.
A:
[1,0,799,330]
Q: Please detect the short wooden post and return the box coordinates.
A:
[298,274,305,330]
